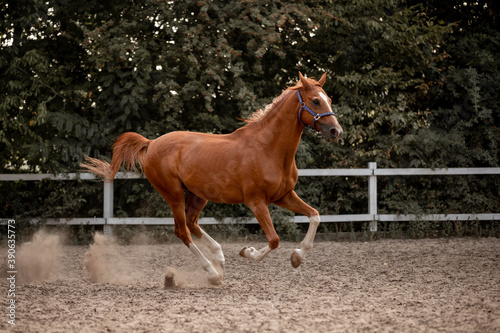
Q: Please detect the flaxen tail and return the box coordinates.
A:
[81,132,151,182]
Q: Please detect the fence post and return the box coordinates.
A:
[103,181,114,237]
[368,162,378,232]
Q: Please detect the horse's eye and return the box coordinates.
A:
[313,99,320,105]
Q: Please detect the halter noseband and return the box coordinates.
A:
[296,90,336,131]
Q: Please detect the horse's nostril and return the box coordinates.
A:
[330,128,339,138]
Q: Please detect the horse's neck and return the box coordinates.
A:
[248,95,303,166]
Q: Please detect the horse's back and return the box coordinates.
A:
[143,131,248,203]
[146,131,241,163]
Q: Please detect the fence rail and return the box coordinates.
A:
[2,163,499,234]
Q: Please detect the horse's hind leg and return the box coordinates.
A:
[172,200,222,285]
[186,192,225,272]
[152,183,222,285]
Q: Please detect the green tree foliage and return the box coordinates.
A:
[375,0,500,216]
[1,0,498,226]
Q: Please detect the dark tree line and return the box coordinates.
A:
[1,0,498,228]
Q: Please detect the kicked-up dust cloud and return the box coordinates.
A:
[84,232,135,285]
[15,230,61,283]
[84,232,218,288]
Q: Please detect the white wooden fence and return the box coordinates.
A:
[1,162,499,234]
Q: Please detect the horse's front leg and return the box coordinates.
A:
[291,215,320,268]
[274,190,320,268]
[240,200,279,262]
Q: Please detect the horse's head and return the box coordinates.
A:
[297,72,343,142]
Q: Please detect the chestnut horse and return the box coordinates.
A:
[81,72,343,285]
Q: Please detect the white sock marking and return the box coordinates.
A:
[199,229,225,265]
[295,215,321,261]
[242,245,272,262]
[188,243,221,283]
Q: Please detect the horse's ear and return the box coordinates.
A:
[318,73,327,87]
[299,72,311,90]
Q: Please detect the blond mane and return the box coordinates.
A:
[243,77,321,124]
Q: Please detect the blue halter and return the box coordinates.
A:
[296,90,336,131]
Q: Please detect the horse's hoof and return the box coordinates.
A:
[239,247,248,258]
[208,274,222,286]
[291,250,302,268]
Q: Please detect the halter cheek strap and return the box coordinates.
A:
[297,90,336,131]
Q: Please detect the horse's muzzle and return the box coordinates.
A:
[319,124,343,142]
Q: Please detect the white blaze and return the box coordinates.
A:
[319,92,333,113]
